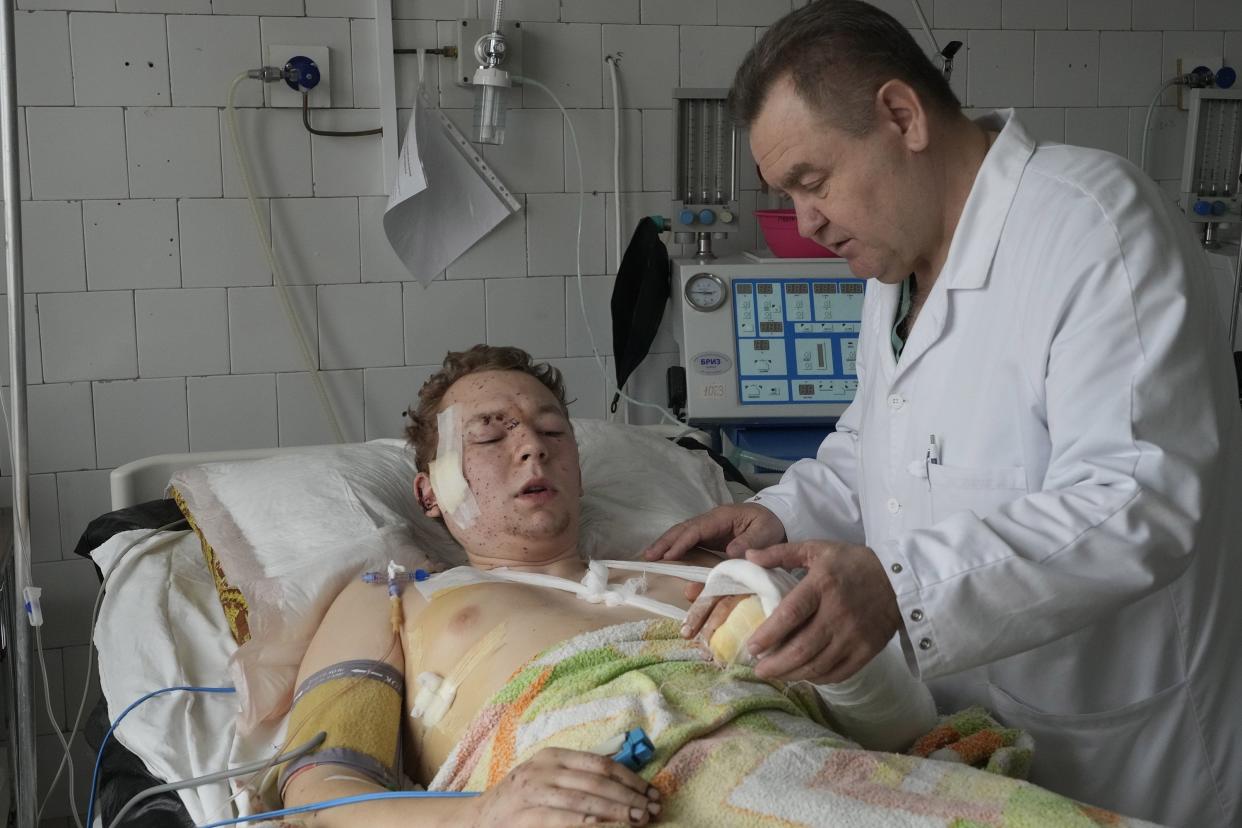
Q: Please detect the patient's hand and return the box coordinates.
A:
[468,747,661,826]
[643,503,786,561]
[680,582,748,646]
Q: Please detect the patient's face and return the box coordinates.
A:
[429,370,582,557]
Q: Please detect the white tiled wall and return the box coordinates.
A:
[3,0,1213,823]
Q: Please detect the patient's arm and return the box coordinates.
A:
[283,577,659,827]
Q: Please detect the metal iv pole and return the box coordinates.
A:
[0,0,37,824]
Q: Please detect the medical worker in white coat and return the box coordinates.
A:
[645,3,1242,825]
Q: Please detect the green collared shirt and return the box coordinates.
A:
[891,275,914,360]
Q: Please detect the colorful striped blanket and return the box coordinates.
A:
[429,619,1161,827]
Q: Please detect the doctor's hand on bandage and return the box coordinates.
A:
[642,503,786,561]
[469,746,661,827]
[743,541,901,685]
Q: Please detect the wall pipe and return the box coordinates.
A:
[0,0,37,824]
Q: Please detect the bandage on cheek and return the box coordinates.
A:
[428,405,481,528]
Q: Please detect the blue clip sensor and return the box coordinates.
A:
[611,728,655,772]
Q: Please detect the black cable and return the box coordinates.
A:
[394,47,457,57]
[301,93,382,138]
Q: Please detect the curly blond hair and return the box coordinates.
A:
[405,345,569,472]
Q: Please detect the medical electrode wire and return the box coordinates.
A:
[86,685,238,828]
[513,76,683,428]
[106,731,328,828]
[201,629,404,824]
[36,522,189,822]
[199,628,480,827]
[1141,78,1180,175]
[34,625,83,828]
[227,71,347,445]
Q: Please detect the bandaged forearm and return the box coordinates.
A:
[278,659,405,800]
[812,634,938,752]
[701,560,937,752]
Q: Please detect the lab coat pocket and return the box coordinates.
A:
[927,463,1026,522]
[986,680,1214,825]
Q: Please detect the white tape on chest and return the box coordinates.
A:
[410,671,458,726]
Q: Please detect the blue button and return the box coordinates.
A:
[1194,200,1213,216]
[679,209,697,225]
[698,209,716,226]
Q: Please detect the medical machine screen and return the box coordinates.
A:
[734,279,862,406]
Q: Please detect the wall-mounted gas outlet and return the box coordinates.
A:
[267,44,331,108]
[1176,55,1224,110]
[455,19,523,87]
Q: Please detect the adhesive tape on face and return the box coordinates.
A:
[429,406,480,528]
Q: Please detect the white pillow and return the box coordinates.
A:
[168,422,731,730]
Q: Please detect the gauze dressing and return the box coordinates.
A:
[428,405,480,528]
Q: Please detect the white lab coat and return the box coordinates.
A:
[752,111,1242,827]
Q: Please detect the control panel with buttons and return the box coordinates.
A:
[733,278,864,408]
[674,257,865,422]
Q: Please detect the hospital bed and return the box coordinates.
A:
[74,422,740,827]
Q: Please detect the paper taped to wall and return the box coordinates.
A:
[383,91,521,285]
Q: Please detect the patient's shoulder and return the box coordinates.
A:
[329,570,429,619]
[298,573,408,685]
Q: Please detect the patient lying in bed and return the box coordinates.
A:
[278,345,1158,828]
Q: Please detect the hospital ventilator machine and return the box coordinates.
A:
[662,90,867,479]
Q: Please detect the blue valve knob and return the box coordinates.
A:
[1213,200,1229,216]
[284,55,321,92]
[1217,66,1237,89]
[1194,200,1213,216]
[697,209,717,226]
[679,209,697,226]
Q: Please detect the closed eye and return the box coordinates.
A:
[800,178,829,196]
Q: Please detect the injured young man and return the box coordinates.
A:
[277,345,1158,828]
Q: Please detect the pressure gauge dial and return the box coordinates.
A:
[685,272,728,312]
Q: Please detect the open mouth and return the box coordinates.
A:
[518,479,557,499]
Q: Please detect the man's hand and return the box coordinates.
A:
[743,541,900,685]
[642,503,786,561]
[469,747,661,826]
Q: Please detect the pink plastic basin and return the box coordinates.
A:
[755,209,838,258]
